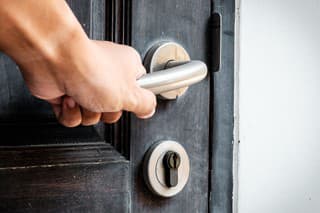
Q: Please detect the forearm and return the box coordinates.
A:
[0,0,88,65]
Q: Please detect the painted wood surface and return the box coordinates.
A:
[0,0,235,212]
[130,1,211,212]
[210,0,235,213]
[0,143,130,213]
[0,1,130,213]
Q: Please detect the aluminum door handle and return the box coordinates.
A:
[137,60,207,96]
[138,42,208,100]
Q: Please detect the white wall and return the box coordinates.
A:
[237,0,320,212]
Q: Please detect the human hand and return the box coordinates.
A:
[23,39,157,127]
[0,0,156,127]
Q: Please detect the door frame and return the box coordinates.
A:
[210,0,235,213]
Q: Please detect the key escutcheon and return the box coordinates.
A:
[143,140,190,198]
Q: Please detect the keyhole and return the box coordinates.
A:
[169,152,180,169]
[163,151,181,187]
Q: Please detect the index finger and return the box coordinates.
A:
[123,86,156,119]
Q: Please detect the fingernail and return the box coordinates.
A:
[66,98,76,108]
[153,96,157,107]
[140,108,156,119]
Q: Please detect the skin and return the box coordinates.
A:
[0,0,156,127]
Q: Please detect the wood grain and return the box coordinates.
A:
[0,2,131,213]
[130,0,211,212]
[0,143,129,213]
[0,0,236,212]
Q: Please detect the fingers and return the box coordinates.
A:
[92,41,156,118]
[124,86,156,119]
[50,96,123,126]
[50,92,154,126]
[136,64,146,79]
[47,41,156,126]
[101,111,123,124]
[81,108,101,126]
[51,96,82,127]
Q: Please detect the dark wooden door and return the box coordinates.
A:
[0,0,234,212]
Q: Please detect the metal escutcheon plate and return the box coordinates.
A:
[143,42,190,100]
[143,140,190,198]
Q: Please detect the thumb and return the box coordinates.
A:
[124,86,156,119]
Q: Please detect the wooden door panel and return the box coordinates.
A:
[130,1,211,212]
[0,2,130,213]
[0,0,236,212]
[0,54,49,120]
[0,144,129,213]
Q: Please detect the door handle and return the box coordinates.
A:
[137,60,207,96]
[138,42,208,100]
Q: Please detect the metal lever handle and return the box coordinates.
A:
[138,42,208,100]
[137,60,207,95]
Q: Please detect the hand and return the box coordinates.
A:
[22,39,157,127]
[0,0,156,127]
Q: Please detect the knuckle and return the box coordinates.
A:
[138,65,147,75]
[97,95,123,112]
[109,98,123,112]
[126,46,142,64]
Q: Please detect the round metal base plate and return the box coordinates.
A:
[143,42,190,100]
[143,140,190,198]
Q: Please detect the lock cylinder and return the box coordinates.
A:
[143,140,190,198]
[163,151,181,187]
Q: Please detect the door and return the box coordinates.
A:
[0,0,234,212]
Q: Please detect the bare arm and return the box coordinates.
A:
[0,0,156,127]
